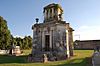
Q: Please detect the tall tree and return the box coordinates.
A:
[0,16,32,50]
[0,16,11,49]
[27,36,32,49]
[23,36,29,49]
[21,36,32,49]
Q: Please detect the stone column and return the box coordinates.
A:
[69,29,74,56]
[46,10,48,19]
[50,30,52,50]
[52,8,54,18]
[51,30,53,51]
[66,30,70,58]
[41,31,42,51]
[42,31,45,51]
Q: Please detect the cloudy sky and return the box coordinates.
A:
[0,0,100,40]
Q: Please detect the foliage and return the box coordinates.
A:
[0,16,32,50]
[10,35,32,49]
[16,36,32,49]
[0,16,11,49]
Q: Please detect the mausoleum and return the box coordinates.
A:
[32,3,74,62]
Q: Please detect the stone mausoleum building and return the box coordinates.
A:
[32,3,74,62]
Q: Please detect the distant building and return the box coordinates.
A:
[74,40,100,50]
[32,3,74,62]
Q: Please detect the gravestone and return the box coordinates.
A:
[92,47,100,66]
[9,45,21,56]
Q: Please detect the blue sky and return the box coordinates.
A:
[0,0,100,40]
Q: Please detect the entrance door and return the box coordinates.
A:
[45,35,50,51]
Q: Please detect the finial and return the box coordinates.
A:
[36,18,39,24]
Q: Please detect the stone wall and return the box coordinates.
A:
[74,40,100,50]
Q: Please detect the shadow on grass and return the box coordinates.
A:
[0,55,92,66]
[0,55,28,64]
[53,57,92,66]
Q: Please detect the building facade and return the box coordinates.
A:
[32,3,74,62]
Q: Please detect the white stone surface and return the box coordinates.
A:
[0,50,9,54]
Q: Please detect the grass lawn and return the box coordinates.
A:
[0,50,93,66]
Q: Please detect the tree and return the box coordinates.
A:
[0,16,32,50]
[27,36,32,49]
[0,16,11,49]
[21,36,32,49]
[23,36,29,49]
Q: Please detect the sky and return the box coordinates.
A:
[0,0,100,40]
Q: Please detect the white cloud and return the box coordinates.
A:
[74,25,100,40]
[13,35,24,38]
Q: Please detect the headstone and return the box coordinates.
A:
[92,51,100,66]
[43,54,48,63]
[10,46,21,56]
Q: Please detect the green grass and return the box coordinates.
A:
[0,50,93,66]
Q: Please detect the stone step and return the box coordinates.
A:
[33,57,43,62]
